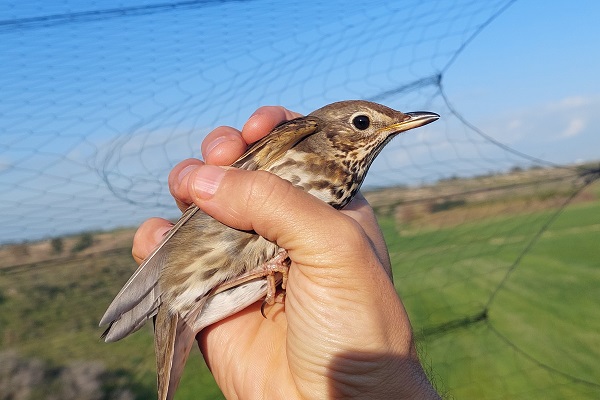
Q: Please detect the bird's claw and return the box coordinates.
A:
[261,292,286,318]
[263,249,290,305]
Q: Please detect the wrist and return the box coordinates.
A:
[327,351,439,399]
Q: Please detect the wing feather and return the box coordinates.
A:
[100,116,317,338]
[99,206,199,330]
[233,116,320,170]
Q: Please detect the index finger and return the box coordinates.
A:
[241,106,302,144]
[170,106,303,212]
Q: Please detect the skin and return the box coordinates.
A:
[132,106,440,399]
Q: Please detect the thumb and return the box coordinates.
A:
[186,164,382,283]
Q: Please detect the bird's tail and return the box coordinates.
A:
[155,306,201,400]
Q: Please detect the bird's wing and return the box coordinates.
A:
[233,116,320,170]
[99,205,200,340]
[100,116,318,340]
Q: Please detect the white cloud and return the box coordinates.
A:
[561,117,586,137]
[464,94,600,165]
[558,96,591,109]
[507,119,522,130]
[482,94,598,142]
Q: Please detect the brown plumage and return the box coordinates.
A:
[99,100,439,400]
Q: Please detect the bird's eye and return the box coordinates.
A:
[352,115,370,130]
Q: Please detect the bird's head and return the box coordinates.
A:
[310,100,439,164]
[305,100,439,207]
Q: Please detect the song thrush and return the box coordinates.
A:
[100,100,439,400]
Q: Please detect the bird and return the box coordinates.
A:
[99,100,439,400]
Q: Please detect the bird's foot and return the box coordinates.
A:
[208,249,290,317]
[258,249,289,318]
[263,249,290,305]
[261,291,286,318]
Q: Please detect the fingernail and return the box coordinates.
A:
[192,165,226,199]
[177,164,198,184]
[242,111,263,131]
[205,135,235,157]
[249,108,265,119]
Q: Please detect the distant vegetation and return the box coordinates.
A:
[0,350,149,400]
[50,237,64,255]
[71,232,94,253]
[0,164,598,399]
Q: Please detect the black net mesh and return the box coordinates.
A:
[1,1,598,398]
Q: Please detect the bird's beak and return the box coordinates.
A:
[384,111,440,134]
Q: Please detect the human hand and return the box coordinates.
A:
[132,106,439,399]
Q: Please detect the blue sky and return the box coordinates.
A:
[443,1,600,164]
[1,0,598,243]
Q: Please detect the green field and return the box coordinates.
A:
[1,180,598,399]
[383,198,600,399]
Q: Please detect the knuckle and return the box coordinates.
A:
[238,170,298,239]
[246,170,295,212]
[334,215,374,256]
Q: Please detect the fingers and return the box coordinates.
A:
[135,106,313,266]
[241,106,302,144]
[203,107,302,164]
[186,165,382,282]
[169,107,301,212]
[201,126,248,166]
[132,217,173,264]
[180,161,392,279]
[168,158,205,211]
[138,106,303,264]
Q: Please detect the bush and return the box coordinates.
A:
[71,233,93,253]
[0,350,44,400]
[429,199,467,213]
[50,237,64,254]
[0,351,138,400]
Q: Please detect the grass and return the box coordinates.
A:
[381,197,600,398]
[0,175,598,398]
[0,245,225,398]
